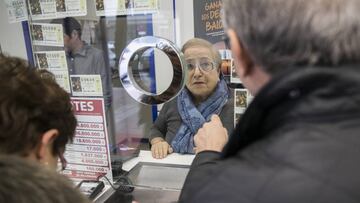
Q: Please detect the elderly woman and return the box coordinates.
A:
[149,38,234,159]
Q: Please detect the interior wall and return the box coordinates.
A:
[175,0,194,47]
[0,1,27,59]
[153,0,194,105]
[153,0,176,95]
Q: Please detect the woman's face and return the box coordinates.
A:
[184,46,220,102]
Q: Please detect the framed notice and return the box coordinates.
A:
[31,23,64,47]
[70,75,103,97]
[29,0,57,20]
[29,0,87,20]
[56,0,87,17]
[5,0,28,23]
[35,51,68,70]
[34,51,70,93]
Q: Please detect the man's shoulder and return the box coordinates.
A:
[84,45,103,56]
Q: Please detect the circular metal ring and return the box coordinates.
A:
[119,36,187,105]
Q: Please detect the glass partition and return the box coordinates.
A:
[17,0,249,197]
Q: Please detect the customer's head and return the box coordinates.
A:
[0,155,89,203]
[60,17,82,52]
[182,38,221,104]
[0,54,77,170]
[222,0,360,94]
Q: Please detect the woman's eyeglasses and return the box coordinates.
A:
[186,58,216,72]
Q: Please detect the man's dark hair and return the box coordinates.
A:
[0,54,77,156]
[222,0,360,74]
[63,17,82,38]
[0,155,90,203]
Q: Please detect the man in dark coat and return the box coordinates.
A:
[179,0,360,202]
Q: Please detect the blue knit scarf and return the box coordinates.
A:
[171,78,229,154]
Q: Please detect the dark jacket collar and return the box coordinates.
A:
[222,65,360,158]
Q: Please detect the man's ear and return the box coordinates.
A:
[227,29,254,77]
[37,129,59,161]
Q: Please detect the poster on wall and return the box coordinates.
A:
[70,75,103,97]
[4,0,28,23]
[29,0,87,20]
[31,23,64,47]
[94,0,159,16]
[193,0,224,46]
[62,98,112,181]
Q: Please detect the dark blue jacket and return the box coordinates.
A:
[179,66,360,203]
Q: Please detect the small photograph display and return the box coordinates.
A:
[30,0,42,15]
[233,89,253,125]
[36,53,49,69]
[230,59,241,84]
[71,77,82,92]
[56,0,66,12]
[219,49,232,76]
[235,89,248,109]
[95,0,105,11]
[125,0,134,9]
[32,24,44,41]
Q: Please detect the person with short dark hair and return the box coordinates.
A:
[0,155,90,203]
[60,17,112,108]
[0,54,76,171]
[179,0,360,202]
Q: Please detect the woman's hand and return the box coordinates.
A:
[150,138,173,159]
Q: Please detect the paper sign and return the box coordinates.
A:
[35,51,68,69]
[29,0,87,20]
[70,75,103,97]
[62,98,112,181]
[95,0,159,16]
[5,0,28,23]
[31,23,64,47]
